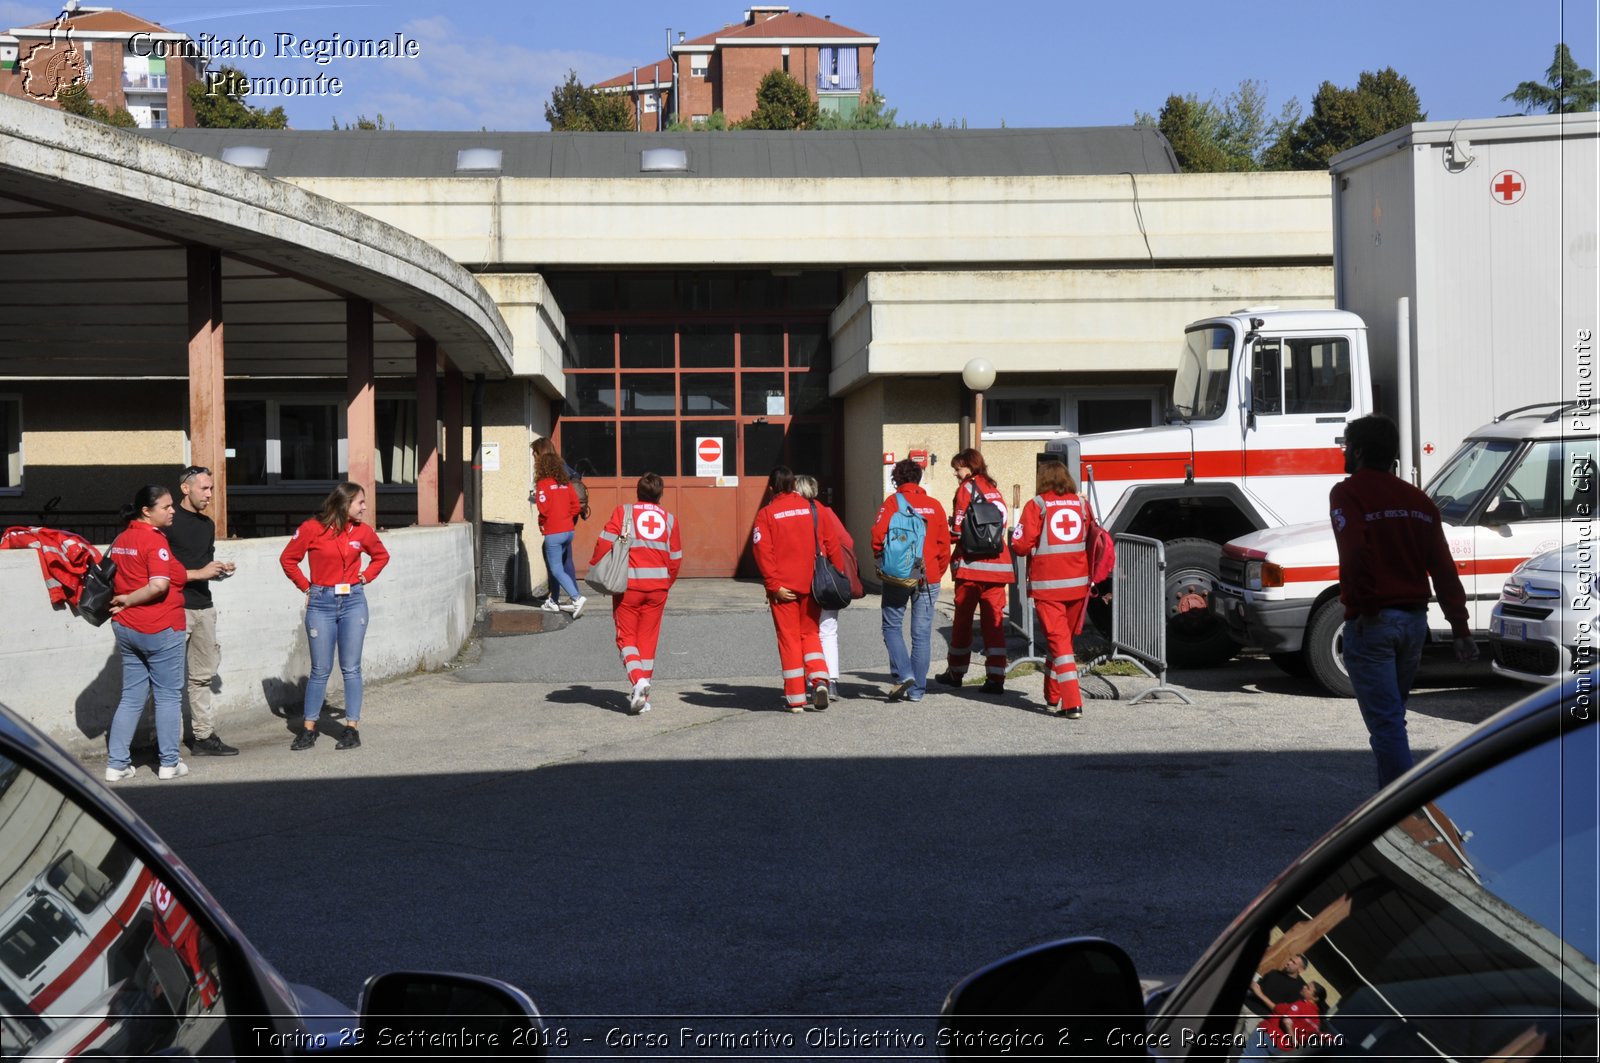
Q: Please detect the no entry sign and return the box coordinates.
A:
[696,436,724,477]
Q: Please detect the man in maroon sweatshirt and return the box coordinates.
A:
[1330,414,1477,789]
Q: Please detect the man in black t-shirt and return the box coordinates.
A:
[169,466,239,756]
[1247,953,1308,1016]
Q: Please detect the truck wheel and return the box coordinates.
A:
[1269,651,1311,678]
[1163,538,1239,669]
[1306,599,1355,697]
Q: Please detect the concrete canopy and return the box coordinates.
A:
[0,95,513,379]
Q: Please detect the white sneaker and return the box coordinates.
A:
[540,599,562,613]
[567,596,587,619]
[105,765,136,782]
[628,680,650,715]
[157,761,189,780]
[637,700,652,714]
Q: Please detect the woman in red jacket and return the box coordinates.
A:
[534,450,586,616]
[753,465,843,713]
[935,448,1015,696]
[1010,460,1092,718]
[279,482,390,750]
[590,472,682,715]
[105,484,189,781]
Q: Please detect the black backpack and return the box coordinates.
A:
[958,481,1006,559]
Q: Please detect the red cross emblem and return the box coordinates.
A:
[636,510,666,540]
[1491,170,1524,204]
[1048,506,1083,544]
[1423,442,1435,455]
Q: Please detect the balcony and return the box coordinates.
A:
[121,74,167,92]
[816,72,859,92]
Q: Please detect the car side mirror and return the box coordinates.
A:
[1486,497,1527,525]
[939,937,1146,1057]
[359,971,547,1056]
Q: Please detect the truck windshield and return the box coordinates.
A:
[1172,326,1234,421]
[1426,439,1520,524]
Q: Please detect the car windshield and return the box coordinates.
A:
[1425,439,1520,524]
[1172,326,1234,421]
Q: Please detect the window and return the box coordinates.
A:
[0,395,20,492]
[642,93,657,113]
[225,396,421,488]
[983,387,1161,438]
[1175,325,1235,421]
[691,113,709,127]
[816,47,858,91]
[1251,337,1353,416]
[690,54,709,78]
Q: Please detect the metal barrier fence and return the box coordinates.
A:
[1107,534,1192,705]
[1004,534,1192,705]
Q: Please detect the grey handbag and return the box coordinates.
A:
[584,505,633,595]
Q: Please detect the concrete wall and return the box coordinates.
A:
[0,523,474,752]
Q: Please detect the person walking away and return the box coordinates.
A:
[534,450,586,617]
[1010,460,1092,718]
[168,465,239,757]
[591,472,682,715]
[279,482,390,751]
[871,458,951,702]
[531,437,587,601]
[795,474,851,699]
[934,448,1014,695]
[1331,413,1476,788]
[753,465,844,712]
[104,485,190,781]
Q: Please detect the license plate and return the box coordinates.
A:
[1495,617,1526,640]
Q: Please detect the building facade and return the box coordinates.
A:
[595,6,877,131]
[0,7,204,129]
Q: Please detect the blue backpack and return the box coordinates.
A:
[878,493,927,588]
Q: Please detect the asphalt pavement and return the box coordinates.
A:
[106,580,1528,1039]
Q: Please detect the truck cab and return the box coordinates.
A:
[1050,308,1370,666]
[1214,403,1596,695]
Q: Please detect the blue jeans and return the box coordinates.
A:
[543,531,580,602]
[108,625,186,769]
[1343,607,1429,788]
[882,583,939,700]
[304,584,370,724]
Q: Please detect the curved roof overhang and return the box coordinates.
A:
[0,95,513,379]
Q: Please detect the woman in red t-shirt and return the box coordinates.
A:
[279,482,389,752]
[105,485,189,782]
[534,451,586,616]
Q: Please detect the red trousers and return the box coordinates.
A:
[947,580,1010,684]
[1034,597,1088,709]
[769,594,827,710]
[613,589,668,686]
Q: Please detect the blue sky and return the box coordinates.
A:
[5,0,1597,131]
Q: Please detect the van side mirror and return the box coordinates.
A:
[1486,497,1527,525]
[939,937,1146,1056]
[359,971,547,1056]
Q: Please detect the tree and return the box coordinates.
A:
[544,69,634,131]
[55,82,136,127]
[1504,42,1600,114]
[1136,80,1299,172]
[186,66,288,129]
[331,113,396,130]
[1272,67,1424,171]
[738,69,820,130]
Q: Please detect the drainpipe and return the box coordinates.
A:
[471,373,486,623]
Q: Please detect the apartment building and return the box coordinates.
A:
[0,7,204,129]
[596,5,877,131]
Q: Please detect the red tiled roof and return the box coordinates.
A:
[21,9,176,34]
[681,11,871,46]
[595,59,673,91]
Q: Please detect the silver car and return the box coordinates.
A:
[1489,542,1596,683]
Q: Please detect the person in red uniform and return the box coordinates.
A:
[935,448,1014,695]
[1331,414,1476,788]
[590,472,682,715]
[279,482,390,751]
[105,485,189,781]
[753,465,845,712]
[535,449,586,616]
[1010,460,1093,718]
[870,459,952,702]
[1243,980,1327,1057]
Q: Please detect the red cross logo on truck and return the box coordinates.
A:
[1492,170,1525,204]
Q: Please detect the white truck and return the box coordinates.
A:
[1047,114,1594,670]
[1210,114,1597,692]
